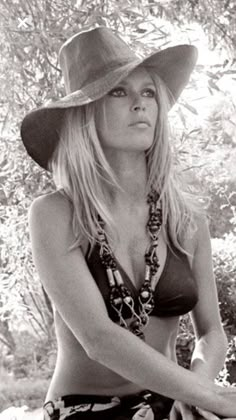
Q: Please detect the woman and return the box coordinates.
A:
[21,27,236,420]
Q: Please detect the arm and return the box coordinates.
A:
[189,217,228,380]
[29,194,236,418]
[172,217,228,420]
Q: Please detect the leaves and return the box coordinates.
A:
[180,101,199,115]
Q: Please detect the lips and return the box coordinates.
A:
[129,119,151,127]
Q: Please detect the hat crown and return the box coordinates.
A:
[59,27,137,94]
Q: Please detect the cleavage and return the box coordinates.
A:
[113,225,167,291]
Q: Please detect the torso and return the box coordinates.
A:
[45,191,196,401]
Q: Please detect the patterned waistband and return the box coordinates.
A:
[44,394,120,419]
[43,391,174,420]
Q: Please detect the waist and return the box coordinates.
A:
[47,361,147,401]
[44,391,174,420]
[49,320,178,398]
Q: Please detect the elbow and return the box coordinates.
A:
[201,327,228,356]
[85,335,104,362]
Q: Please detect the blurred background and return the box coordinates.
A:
[0,0,235,411]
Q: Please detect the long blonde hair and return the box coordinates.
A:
[51,69,203,253]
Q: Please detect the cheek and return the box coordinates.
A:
[151,102,158,123]
[97,104,125,138]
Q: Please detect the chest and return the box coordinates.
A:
[111,215,167,290]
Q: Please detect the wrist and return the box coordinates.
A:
[208,384,226,417]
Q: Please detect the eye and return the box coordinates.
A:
[108,87,126,97]
[142,88,156,98]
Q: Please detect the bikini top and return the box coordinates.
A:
[86,242,198,321]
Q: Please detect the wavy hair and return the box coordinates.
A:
[50,69,203,254]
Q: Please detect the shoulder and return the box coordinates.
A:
[28,190,75,248]
[29,190,72,227]
[28,191,89,255]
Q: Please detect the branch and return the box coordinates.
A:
[0,335,13,351]
[27,284,51,333]
[27,313,44,338]
[20,293,47,335]
[24,0,36,27]
[205,0,234,45]
[182,164,207,172]
[44,52,61,73]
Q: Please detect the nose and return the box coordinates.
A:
[130,94,146,112]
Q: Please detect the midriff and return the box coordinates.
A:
[45,310,180,401]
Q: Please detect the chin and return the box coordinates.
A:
[126,133,153,148]
[136,138,154,151]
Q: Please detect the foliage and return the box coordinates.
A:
[176,314,194,369]
[212,234,236,335]
[207,180,236,238]
[217,337,236,386]
[1,0,236,118]
[4,331,57,380]
[158,0,236,52]
[0,371,49,411]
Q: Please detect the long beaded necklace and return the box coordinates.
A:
[97,189,162,340]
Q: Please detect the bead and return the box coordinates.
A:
[114,270,124,286]
[150,276,157,289]
[141,314,149,325]
[113,297,122,305]
[144,303,153,311]
[145,265,150,281]
[98,187,162,338]
[120,287,131,301]
[131,319,141,328]
[149,226,158,234]
[106,268,115,287]
[141,290,150,299]
[124,296,132,304]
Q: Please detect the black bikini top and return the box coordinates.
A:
[86,243,198,321]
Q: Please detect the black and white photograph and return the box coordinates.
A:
[0,1,236,419]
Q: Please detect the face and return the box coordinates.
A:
[96,67,158,152]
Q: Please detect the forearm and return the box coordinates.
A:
[87,322,222,413]
[190,329,228,380]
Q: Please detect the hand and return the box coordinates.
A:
[194,406,236,420]
[214,384,236,418]
[169,401,223,420]
[170,401,198,420]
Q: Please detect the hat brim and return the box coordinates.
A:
[21,44,198,170]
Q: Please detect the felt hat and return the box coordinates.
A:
[20,26,198,170]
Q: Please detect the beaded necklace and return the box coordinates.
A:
[97,189,162,340]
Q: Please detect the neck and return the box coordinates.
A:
[104,149,148,212]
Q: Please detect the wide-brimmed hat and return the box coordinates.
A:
[21,26,198,170]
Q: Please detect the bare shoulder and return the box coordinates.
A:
[28,190,75,250]
[29,190,72,225]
